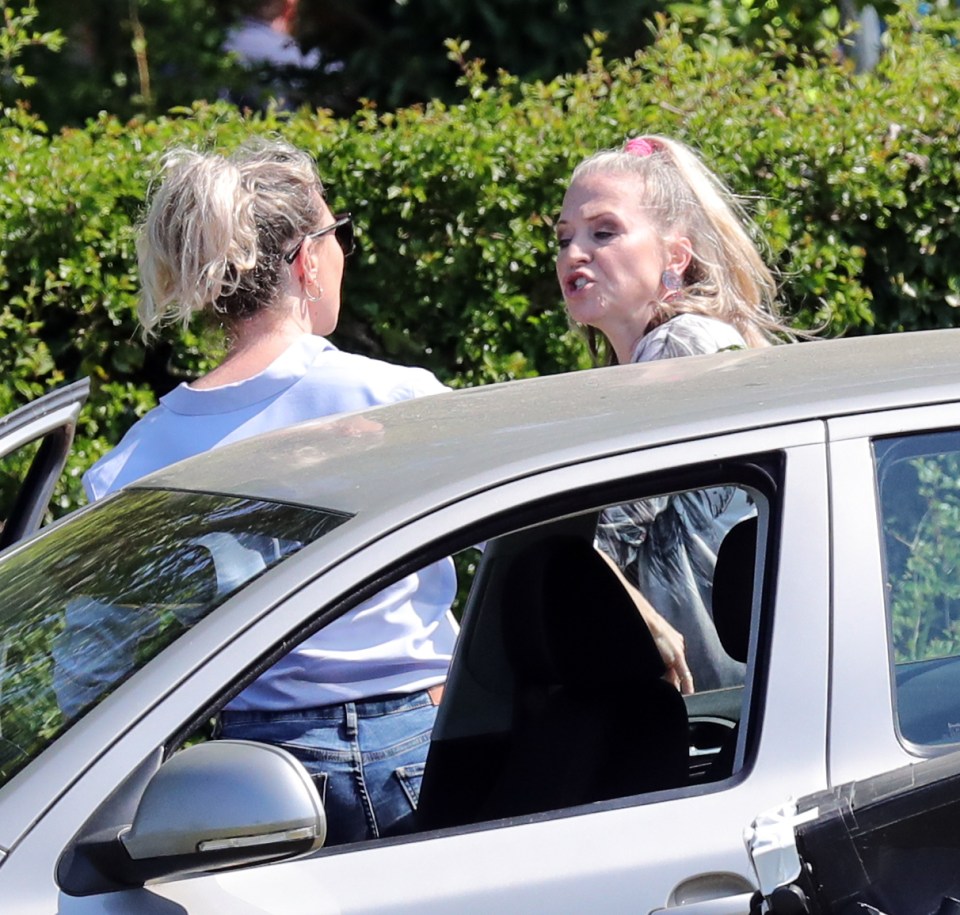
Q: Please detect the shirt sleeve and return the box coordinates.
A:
[380,366,451,404]
[634,316,747,363]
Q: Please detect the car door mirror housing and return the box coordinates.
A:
[61,740,325,893]
[119,740,325,882]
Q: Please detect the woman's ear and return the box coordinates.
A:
[665,235,693,276]
[300,235,324,288]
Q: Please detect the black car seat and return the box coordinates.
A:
[707,515,759,778]
[474,535,690,821]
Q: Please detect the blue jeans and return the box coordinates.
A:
[219,690,438,846]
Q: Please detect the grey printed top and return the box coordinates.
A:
[598,313,753,690]
[631,312,747,363]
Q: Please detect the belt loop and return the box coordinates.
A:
[345,702,358,738]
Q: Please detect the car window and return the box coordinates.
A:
[0,378,89,549]
[596,485,755,692]
[876,431,960,747]
[0,436,42,532]
[0,488,349,789]
[414,477,771,833]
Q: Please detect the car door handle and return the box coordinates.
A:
[650,890,755,915]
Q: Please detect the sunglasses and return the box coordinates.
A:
[284,213,355,263]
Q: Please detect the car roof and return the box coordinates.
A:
[138,328,960,516]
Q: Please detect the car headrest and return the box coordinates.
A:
[712,516,758,664]
[501,535,666,689]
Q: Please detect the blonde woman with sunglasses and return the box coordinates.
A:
[77,139,455,846]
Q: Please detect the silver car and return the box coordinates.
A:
[3,329,960,913]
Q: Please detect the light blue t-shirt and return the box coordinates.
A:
[79,335,458,711]
[84,335,448,499]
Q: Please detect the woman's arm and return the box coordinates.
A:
[597,549,695,695]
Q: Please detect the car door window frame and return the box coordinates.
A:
[828,403,960,785]
[875,429,960,750]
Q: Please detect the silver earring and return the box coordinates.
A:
[304,281,324,302]
[661,270,683,292]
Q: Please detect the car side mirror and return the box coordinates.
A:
[120,739,326,883]
[60,740,325,893]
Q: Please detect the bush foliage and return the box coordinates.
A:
[1,10,959,516]
[19,0,664,128]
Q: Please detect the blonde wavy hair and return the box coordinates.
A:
[571,135,792,356]
[137,138,326,338]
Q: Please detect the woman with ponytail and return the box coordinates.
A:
[556,135,794,692]
[76,139,456,845]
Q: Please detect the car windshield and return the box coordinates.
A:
[0,488,349,789]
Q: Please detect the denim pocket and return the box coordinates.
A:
[394,761,426,808]
[310,771,329,805]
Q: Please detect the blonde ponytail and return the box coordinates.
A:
[136,139,325,338]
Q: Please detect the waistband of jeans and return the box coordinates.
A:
[220,685,441,725]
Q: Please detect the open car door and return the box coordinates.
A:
[0,378,89,550]
[748,750,960,915]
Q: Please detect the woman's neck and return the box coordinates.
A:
[190,312,309,390]
[612,322,656,366]
[604,300,659,366]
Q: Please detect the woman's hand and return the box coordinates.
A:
[638,602,694,695]
[597,549,695,695]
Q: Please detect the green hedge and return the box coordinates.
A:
[1,11,959,516]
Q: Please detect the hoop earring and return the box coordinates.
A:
[304,280,324,302]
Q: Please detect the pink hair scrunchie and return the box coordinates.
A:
[624,137,656,157]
